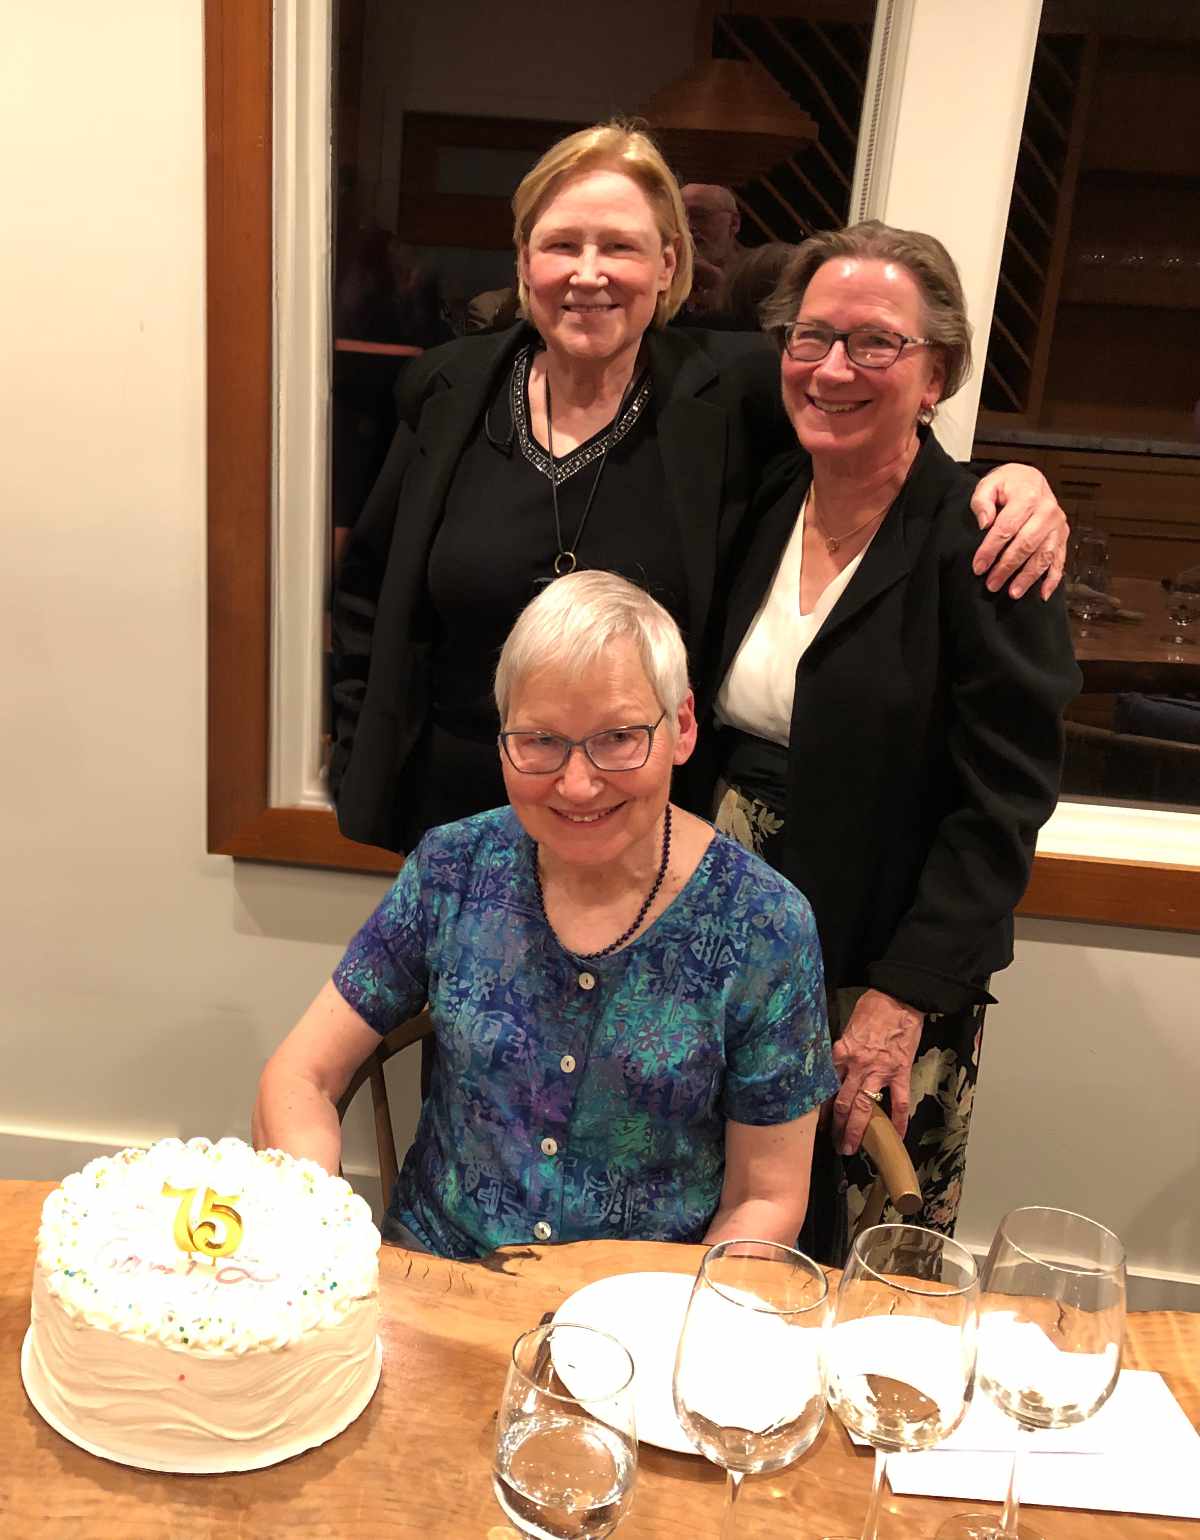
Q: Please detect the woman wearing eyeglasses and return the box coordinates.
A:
[709,222,1081,1257]
[256,572,838,1258]
[331,121,1069,860]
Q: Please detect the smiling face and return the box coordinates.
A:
[519,169,677,367]
[781,257,944,472]
[500,637,695,871]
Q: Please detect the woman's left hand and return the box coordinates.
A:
[970,463,1069,601]
[831,988,925,1156]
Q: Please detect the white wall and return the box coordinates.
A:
[958,920,1199,1308]
[0,1,1196,1302]
[0,0,395,1185]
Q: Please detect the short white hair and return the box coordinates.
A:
[495,571,689,725]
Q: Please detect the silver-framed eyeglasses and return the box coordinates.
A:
[499,711,667,774]
[778,322,932,369]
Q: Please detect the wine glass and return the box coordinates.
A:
[1067,527,1111,637]
[672,1238,829,1539]
[493,1320,638,1540]
[1163,579,1200,649]
[822,1224,979,1540]
[935,1206,1126,1540]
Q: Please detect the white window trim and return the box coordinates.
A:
[269,0,1199,868]
[271,0,333,811]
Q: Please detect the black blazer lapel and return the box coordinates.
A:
[415,327,529,514]
[649,331,726,657]
[805,500,911,654]
[391,327,531,602]
[658,399,726,652]
[806,431,946,654]
[717,465,810,684]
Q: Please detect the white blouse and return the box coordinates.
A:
[716,493,870,747]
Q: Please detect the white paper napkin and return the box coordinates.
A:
[881,1371,1200,1520]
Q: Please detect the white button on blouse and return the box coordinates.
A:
[560,1054,577,1073]
[578,971,596,990]
[533,1220,552,1241]
[540,1137,559,1157]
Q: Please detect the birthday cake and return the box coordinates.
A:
[21,1136,382,1473]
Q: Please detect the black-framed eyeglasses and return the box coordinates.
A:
[776,322,932,369]
[499,711,667,775]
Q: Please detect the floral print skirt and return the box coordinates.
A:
[714,776,984,1258]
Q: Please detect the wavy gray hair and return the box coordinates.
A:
[760,219,973,404]
[495,571,689,725]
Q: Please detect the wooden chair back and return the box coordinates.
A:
[335,1010,433,1215]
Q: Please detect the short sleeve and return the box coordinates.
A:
[721,883,838,1126]
[332,846,430,1034]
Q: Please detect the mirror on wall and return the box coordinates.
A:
[205,0,1198,927]
[328,0,1200,818]
[323,0,879,776]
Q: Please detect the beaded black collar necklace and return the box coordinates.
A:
[508,345,651,578]
[533,805,673,960]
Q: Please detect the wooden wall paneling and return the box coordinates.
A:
[205,0,273,854]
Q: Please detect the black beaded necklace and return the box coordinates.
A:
[534,805,673,960]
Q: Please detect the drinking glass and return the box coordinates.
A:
[672,1238,829,1539]
[822,1224,979,1540]
[1067,528,1111,636]
[493,1321,638,1540]
[935,1206,1126,1540]
[1162,579,1200,648]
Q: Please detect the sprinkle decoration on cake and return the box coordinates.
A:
[21,1137,382,1473]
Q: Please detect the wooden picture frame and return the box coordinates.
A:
[204,0,1199,926]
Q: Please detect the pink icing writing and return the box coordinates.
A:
[213,1263,280,1285]
[97,1237,278,1285]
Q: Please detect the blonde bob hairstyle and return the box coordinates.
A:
[511,121,694,328]
[760,219,974,405]
[495,570,690,727]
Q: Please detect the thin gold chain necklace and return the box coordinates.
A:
[808,489,888,555]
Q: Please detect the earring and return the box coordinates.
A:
[917,404,935,426]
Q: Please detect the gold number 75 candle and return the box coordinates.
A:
[162,1183,244,1260]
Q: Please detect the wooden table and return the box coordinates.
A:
[1073,575,1200,693]
[2,1181,1197,1538]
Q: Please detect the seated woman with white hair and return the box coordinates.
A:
[254,571,837,1258]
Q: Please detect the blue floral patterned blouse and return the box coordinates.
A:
[333,808,837,1259]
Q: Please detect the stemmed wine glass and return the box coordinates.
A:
[493,1320,638,1540]
[672,1238,829,1539]
[935,1206,1127,1540]
[1067,527,1111,638]
[822,1224,979,1540]
[1163,578,1200,651]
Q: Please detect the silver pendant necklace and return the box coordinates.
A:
[544,366,640,577]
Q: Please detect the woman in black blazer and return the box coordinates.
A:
[712,221,1081,1255]
[330,123,1067,859]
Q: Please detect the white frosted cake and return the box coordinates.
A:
[21,1136,382,1473]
